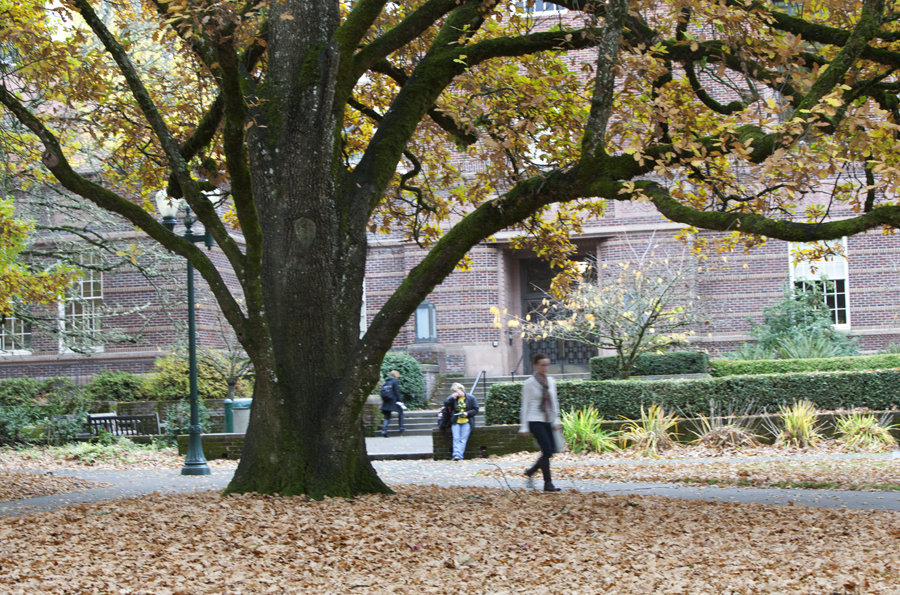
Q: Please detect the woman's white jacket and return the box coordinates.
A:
[520,375,560,432]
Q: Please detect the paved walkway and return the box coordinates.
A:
[364,434,432,458]
[4,451,900,518]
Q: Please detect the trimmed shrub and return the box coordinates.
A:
[143,354,251,402]
[379,352,426,409]
[590,351,709,380]
[709,354,900,377]
[0,376,84,408]
[484,368,900,425]
[0,377,45,407]
[85,370,146,402]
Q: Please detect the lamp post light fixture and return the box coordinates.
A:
[155,191,212,476]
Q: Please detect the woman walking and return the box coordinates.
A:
[519,353,562,492]
[444,382,479,460]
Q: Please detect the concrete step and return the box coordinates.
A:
[378,429,432,437]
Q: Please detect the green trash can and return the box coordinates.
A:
[223,399,234,433]
[232,398,253,434]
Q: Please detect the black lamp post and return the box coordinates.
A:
[156,191,212,476]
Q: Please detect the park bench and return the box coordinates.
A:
[86,413,160,436]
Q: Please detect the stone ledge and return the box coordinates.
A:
[432,425,535,460]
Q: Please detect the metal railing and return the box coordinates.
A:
[470,370,486,403]
[510,352,526,379]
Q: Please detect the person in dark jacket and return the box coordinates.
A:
[443,383,479,460]
[379,370,405,437]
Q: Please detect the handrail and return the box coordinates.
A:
[510,352,526,378]
[470,370,485,395]
[470,370,488,404]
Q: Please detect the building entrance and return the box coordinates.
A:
[520,259,596,375]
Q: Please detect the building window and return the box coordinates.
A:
[415,299,437,343]
[521,1,564,13]
[789,239,849,327]
[60,258,103,352]
[0,316,31,354]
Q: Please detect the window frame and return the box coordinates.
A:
[59,261,104,353]
[0,315,32,355]
[788,238,850,330]
[521,1,566,15]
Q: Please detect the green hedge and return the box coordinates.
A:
[590,351,709,380]
[484,368,900,425]
[380,352,426,409]
[0,377,84,407]
[709,354,900,377]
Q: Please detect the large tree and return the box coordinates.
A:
[4,0,900,496]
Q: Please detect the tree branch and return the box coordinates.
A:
[368,59,479,147]
[581,0,627,161]
[0,84,248,338]
[353,0,482,74]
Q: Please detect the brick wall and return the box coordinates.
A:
[177,433,245,460]
[431,425,536,460]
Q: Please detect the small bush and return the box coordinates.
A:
[619,404,679,457]
[144,354,250,402]
[776,335,851,359]
[836,412,898,451]
[379,352,426,409]
[85,370,146,402]
[590,352,709,380]
[0,406,40,443]
[879,343,900,355]
[40,410,88,446]
[685,401,761,449]
[0,401,87,446]
[561,407,618,454]
[775,400,823,448]
[0,377,45,407]
[728,343,777,361]
[162,399,212,446]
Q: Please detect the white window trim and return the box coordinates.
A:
[58,266,105,354]
[521,1,567,15]
[0,349,30,356]
[0,316,31,356]
[788,238,850,331]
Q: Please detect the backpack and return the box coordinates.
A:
[380,381,392,399]
[437,405,452,430]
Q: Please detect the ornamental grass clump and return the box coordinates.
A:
[619,404,679,457]
[836,412,898,452]
[775,400,824,448]
[561,407,619,454]
[685,401,761,449]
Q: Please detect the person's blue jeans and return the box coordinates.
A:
[451,421,472,459]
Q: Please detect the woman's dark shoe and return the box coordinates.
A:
[543,483,562,492]
[524,468,535,490]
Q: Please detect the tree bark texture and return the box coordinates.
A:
[226,0,389,497]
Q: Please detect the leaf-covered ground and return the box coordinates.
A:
[0,471,111,503]
[0,443,239,471]
[0,485,897,594]
[546,458,900,491]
